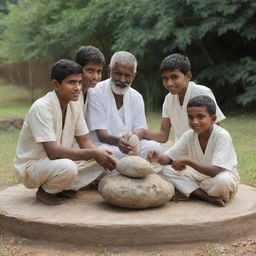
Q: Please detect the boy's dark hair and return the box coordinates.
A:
[187,95,216,116]
[75,45,105,67]
[51,59,82,83]
[160,53,191,75]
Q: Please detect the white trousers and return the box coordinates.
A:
[21,158,104,194]
[97,139,161,159]
[158,165,240,202]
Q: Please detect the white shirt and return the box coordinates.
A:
[165,124,237,175]
[13,91,88,178]
[162,81,225,140]
[86,78,147,143]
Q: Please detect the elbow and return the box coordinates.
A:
[158,134,169,143]
[46,151,59,160]
[159,137,168,143]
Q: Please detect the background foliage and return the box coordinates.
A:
[0,0,256,111]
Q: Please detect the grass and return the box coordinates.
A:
[0,79,42,119]
[0,103,30,119]
[0,81,256,187]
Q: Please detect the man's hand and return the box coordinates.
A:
[92,148,117,170]
[147,150,160,163]
[118,137,134,154]
[172,158,188,171]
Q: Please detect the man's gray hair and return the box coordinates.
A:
[109,51,137,73]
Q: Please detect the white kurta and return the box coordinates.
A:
[13,91,104,193]
[162,81,225,140]
[86,79,160,159]
[159,125,239,201]
[78,91,89,114]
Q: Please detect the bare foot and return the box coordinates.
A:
[36,187,61,205]
[191,188,225,207]
[56,190,78,199]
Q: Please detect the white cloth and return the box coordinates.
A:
[78,91,89,114]
[158,125,239,201]
[86,78,161,158]
[13,91,104,193]
[162,81,225,140]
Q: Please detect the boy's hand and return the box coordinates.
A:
[147,150,160,163]
[93,149,117,170]
[172,158,187,171]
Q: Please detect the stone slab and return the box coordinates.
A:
[0,184,255,246]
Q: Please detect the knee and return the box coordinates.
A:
[201,172,238,201]
[57,159,78,180]
[214,172,236,189]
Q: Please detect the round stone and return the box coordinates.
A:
[99,173,175,209]
[127,134,140,155]
[116,155,154,178]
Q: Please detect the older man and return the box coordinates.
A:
[86,51,160,159]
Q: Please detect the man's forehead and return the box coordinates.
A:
[111,63,135,72]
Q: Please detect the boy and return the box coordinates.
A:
[147,95,239,207]
[75,45,104,112]
[140,53,225,142]
[13,59,116,205]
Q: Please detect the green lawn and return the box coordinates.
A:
[0,81,255,187]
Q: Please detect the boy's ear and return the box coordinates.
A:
[51,79,59,91]
[211,114,217,123]
[186,71,192,81]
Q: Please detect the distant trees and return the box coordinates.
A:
[0,0,256,110]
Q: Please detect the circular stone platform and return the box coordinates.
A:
[0,184,256,247]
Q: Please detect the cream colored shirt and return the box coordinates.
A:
[162,81,225,140]
[13,91,88,178]
[165,124,238,180]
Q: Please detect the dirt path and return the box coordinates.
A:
[1,232,256,256]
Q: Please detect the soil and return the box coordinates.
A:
[0,232,256,256]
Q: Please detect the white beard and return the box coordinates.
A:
[110,79,130,95]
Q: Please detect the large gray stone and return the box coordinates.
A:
[116,155,154,178]
[99,173,174,209]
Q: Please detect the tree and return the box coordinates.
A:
[0,0,256,109]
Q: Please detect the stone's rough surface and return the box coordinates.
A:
[116,155,154,178]
[127,134,140,155]
[99,173,174,208]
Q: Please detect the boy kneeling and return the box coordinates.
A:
[13,59,116,205]
[147,95,239,206]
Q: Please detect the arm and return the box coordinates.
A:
[172,158,223,176]
[96,129,134,154]
[75,134,97,149]
[43,140,116,170]
[142,117,171,143]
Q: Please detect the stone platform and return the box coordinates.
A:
[0,184,256,247]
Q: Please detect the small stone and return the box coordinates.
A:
[127,134,140,155]
[99,173,174,209]
[116,155,154,178]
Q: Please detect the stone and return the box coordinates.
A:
[116,155,154,178]
[99,173,175,209]
[127,134,140,155]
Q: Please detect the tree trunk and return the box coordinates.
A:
[28,60,34,103]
